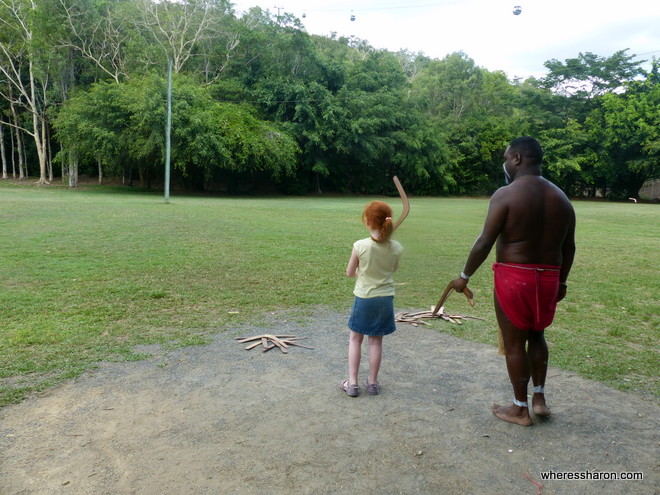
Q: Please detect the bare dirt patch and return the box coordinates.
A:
[1,308,657,494]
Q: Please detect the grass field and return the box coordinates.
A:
[0,181,658,406]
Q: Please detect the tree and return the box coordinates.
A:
[410,53,522,194]
[542,49,644,98]
[536,119,592,196]
[162,76,300,188]
[53,80,130,186]
[0,0,54,183]
[328,49,424,193]
[55,0,132,84]
[410,52,484,121]
[53,74,300,190]
[585,66,659,199]
[132,0,234,73]
[0,123,7,178]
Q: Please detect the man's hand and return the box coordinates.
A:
[452,276,469,293]
[557,284,567,302]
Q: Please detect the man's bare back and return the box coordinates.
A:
[494,175,574,266]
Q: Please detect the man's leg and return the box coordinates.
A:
[492,296,533,426]
[528,330,551,416]
[348,331,364,386]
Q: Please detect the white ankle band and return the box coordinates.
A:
[513,398,528,408]
[534,385,545,394]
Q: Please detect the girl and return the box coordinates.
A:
[341,201,403,397]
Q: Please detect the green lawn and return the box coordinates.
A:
[1,181,658,406]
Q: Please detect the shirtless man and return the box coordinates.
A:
[451,136,576,426]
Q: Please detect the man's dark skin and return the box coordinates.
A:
[451,137,576,426]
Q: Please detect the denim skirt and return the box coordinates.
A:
[348,296,396,336]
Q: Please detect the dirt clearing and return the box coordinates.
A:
[1,308,657,494]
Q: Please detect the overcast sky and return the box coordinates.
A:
[230,0,660,80]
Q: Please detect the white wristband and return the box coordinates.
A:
[460,271,470,280]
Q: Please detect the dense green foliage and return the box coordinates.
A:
[0,0,658,197]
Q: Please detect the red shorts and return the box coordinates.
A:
[492,262,561,331]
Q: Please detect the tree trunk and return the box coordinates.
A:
[315,173,322,194]
[138,165,146,188]
[68,151,78,188]
[30,60,48,184]
[21,136,27,178]
[98,158,103,184]
[46,118,53,182]
[16,127,25,180]
[9,123,16,178]
[10,103,25,179]
[0,124,7,179]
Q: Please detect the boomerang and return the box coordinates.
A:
[432,281,475,316]
[392,176,410,231]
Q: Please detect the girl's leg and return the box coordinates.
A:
[348,331,364,385]
[367,335,383,384]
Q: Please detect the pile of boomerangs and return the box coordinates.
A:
[235,334,313,353]
[395,283,484,326]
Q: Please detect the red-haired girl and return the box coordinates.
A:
[341,201,403,397]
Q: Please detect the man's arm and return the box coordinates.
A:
[452,190,508,291]
[557,208,576,302]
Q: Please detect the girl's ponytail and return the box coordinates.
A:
[380,216,394,242]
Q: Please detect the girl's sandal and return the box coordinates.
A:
[340,380,359,397]
[365,380,380,395]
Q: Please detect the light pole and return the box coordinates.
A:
[164,57,172,203]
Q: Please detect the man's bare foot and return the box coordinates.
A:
[492,403,533,426]
[532,393,551,417]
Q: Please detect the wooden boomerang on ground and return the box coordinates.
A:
[432,281,475,316]
[392,176,410,231]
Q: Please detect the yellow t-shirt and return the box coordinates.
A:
[352,237,403,298]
